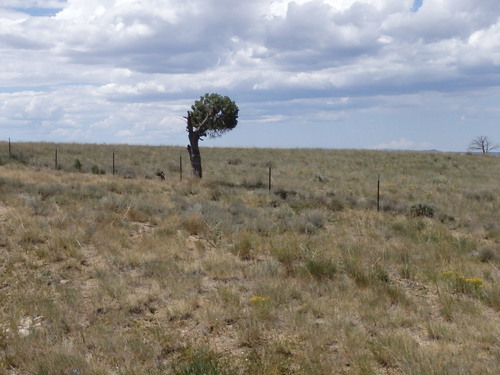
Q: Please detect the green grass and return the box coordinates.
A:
[0,142,499,374]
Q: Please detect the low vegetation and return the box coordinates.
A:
[1,142,499,374]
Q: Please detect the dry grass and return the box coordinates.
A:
[0,143,499,374]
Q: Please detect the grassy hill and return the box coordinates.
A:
[0,143,499,374]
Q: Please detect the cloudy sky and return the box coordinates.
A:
[1,0,499,151]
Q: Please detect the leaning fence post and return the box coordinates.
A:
[377,174,380,212]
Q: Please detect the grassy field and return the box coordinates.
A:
[0,142,499,374]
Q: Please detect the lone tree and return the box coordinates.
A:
[185,93,239,178]
[468,136,498,154]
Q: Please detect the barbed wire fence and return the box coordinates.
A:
[2,140,394,210]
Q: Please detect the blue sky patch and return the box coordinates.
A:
[411,0,423,12]
[14,7,62,17]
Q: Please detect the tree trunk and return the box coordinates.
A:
[186,114,203,178]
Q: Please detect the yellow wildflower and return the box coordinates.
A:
[249,296,270,303]
[465,277,483,288]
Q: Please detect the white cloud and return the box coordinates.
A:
[370,138,433,151]
[1,1,67,8]
[0,0,499,149]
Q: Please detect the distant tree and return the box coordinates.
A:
[185,93,239,178]
[468,136,498,155]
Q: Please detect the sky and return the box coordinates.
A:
[0,0,499,151]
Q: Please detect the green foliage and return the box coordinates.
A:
[189,93,239,138]
[73,158,83,171]
[91,165,105,175]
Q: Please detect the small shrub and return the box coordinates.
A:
[181,213,207,235]
[370,331,419,369]
[293,209,327,233]
[431,175,448,184]
[231,231,253,260]
[314,174,329,183]
[271,243,303,276]
[410,202,434,218]
[344,258,370,287]
[373,267,389,283]
[399,263,415,280]
[484,220,500,240]
[440,271,484,296]
[155,170,166,180]
[304,209,327,229]
[34,350,91,375]
[464,189,496,202]
[249,295,273,320]
[379,199,405,214]
[479,248,497,263]
[168,162,181,173]
[8,152,32,165]
[120,166,137,179]
[227,158,242,165]
[241,178,266,189]
[305,257,337,281]
[327,196,346,211]
[274,188,298,200]
[73,158,83,171]
[438,213,456,225]
[208,188,222,201]
[91,165,105,175]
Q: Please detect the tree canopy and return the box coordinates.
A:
[188,93,239,139]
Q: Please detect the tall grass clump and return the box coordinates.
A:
[304,256,337,281]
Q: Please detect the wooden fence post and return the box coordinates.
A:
[180,155,183,181]
[8,138,11,158]
[269,166,272,192]
[377,174,380,212]
[112,152,115,175]
[55,149,58,170]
